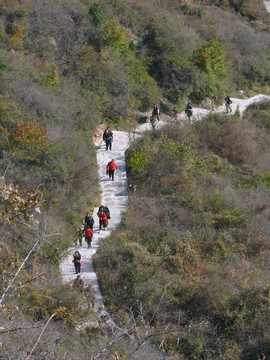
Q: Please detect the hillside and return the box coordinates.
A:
[1,0,270,359]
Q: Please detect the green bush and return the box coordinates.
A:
[126,148,151,173]
[89,2,107,26]
[198,7,204,19]
[193,38,228,98]
[102,19,130,52]
[126,57,160,110]
[0,58,7,71]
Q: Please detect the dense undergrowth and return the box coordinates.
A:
[0,0,270,358]
[94,102,270,359]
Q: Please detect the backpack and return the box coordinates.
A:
[104,206,110,218]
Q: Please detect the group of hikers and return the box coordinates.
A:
[102,127,119,181]
[73,206,111,272]
[70,95,235,310]
[169,96,233,122]
[71,127,118,301]
[151,102,193,125]
[72,206,111,306]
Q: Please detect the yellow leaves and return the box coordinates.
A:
[55,306,72,323]
[42,63,61,87]
[1,122,50,163]
[9,21,26,48]
[0,177,44,224]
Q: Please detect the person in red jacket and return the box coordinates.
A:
[84,226,93,248]
[97,208,108,232]
[106,158,118,181]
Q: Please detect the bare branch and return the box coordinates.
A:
[26,312,57,359]
[0,239,40,305]
[0,325,42,334]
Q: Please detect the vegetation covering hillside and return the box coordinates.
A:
[95,102,270,359]
[0,0,270,358]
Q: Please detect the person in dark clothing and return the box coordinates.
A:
[103,127,113,150]
[185,102,193,121]
[152,104,160,121]
[104,127,113,139]
[73,251,81,274]
[103,129,113,151]
[84,212,94,230]
[225,96,232,113]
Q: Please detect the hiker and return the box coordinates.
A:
[103,127,113,140]
[150,113,156,129]
[225,96,232,113]
[172,106,179,120]
[75,225,84,246]
[84,212,94,230]
[106,159,118,181]
[84,226,93,248]
[73,275,84,293]
[152,104,160,121]
[97,208,108,231]
[185,102,193,121]
[73,250,82,274]
[84,284,96,308]
[103,128,113,151]
[98,205,110,219]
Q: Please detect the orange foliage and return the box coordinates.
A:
[1,122,50,162]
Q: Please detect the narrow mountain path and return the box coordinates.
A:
[60,131,132,311]
[60,94,270,312]
[264,0,270,13]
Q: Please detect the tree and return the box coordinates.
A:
[89,2,107,26]
[193,38,227,98]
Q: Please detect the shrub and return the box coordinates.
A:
[195,114,257,165]
[181,4,190,15]
[102,19,130,52]
[89,2,107,26]
[228,0,265,20]
[126,57,160,110]
[0,58,7,71]
[193,38,228,98]
[126,148,151,173]
[8,20,26,48]
[1,122,50,163]
[198,7,204,19]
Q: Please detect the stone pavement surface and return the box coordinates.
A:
[60,131,133,311]
[60,94,270,312]
[264,0,270,12]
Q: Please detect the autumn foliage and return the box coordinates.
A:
[1,122,50,162]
